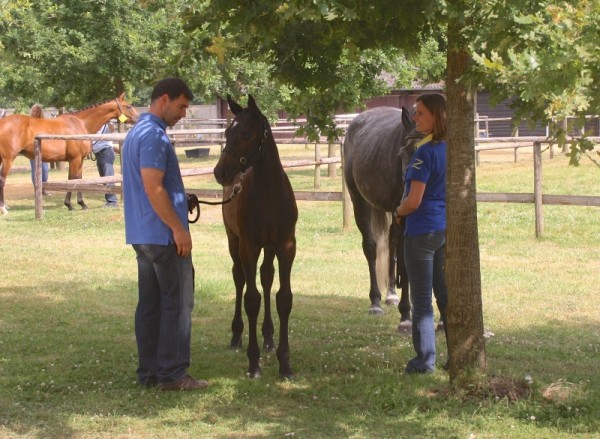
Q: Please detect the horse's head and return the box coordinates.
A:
[214,94,269,186]
[114,92,139,124]
[398,106,423,178]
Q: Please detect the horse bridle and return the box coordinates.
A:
[114,98,129,123]
[221,116,269,171]
[189,118,269,221]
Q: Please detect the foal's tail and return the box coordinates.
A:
[371,208,391,294]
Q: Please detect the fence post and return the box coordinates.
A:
[327,141,336,177]
[314,142,321,189]
[533,141,543,238]
[34,137,44,220]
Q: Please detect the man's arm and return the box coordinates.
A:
[141,167,192,257]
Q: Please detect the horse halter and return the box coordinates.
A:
[222,116,269,171]
[401,130,423,150]
[114,98,129,123]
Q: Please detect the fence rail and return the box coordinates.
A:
[32,133,600,238]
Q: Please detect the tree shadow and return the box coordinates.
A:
[1,280,598,438]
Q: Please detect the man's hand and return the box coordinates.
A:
[173,228,192,257]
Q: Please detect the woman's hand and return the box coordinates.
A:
[394,206,403,225]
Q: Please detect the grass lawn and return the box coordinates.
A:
[0,147,598,438]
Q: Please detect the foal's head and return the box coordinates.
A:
[214,94,269,186]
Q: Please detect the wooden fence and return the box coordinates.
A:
[33,132,600,238]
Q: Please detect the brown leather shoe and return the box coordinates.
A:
[159,374,209,391]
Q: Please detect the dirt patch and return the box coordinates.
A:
[487,375,531,401]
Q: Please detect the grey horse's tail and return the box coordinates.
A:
[371,207,391,294]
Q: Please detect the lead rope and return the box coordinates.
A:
[187,171,246,223]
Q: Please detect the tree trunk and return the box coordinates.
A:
[445,6,487,381]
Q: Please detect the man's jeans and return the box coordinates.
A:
[94,147,118,204]
[133,244,195,385]
[404,231,448,373]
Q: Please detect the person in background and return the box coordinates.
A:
[92,122,119,207]
[394,93,449,374]
[121,77,209,391]
[29,104,50,196]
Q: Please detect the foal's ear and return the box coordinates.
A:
[227,94,244,115]
[247,95,260,113]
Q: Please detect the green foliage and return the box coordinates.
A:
[181,0,447,139]
[471,0,600,166]
[0,0,181,109]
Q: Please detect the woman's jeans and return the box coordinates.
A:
[29,160,49,184]
[404,231,448,373]
[132,244,195,385]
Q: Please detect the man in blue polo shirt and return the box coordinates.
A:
[122,77,208,391]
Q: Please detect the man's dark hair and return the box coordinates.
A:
[150,77,194,102]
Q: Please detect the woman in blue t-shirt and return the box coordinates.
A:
[394,93,448,374]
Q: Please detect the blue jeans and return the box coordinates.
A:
[132,244,195,385]
[94,147,118,204]
[29,160,49,185]
[404,231,448,373]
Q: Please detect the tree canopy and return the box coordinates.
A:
[0,0,181,110]
[471,0,600,165]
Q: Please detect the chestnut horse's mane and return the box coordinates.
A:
[65,97,115,115]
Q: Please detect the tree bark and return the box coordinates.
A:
[445,6,487,381]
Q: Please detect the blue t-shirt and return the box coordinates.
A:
[403,136,446,236]
[122,113,188,245]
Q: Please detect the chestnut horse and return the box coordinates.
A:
[0,93,138,213]
[214,95,298,379]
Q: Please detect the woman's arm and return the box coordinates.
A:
[394,180,426,224]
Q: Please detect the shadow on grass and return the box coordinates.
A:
[1,280,599,438]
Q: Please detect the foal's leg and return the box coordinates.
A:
[275,236,296,379]
[226,230,245,349]
[260,246,276,351]
[240,242,262,378]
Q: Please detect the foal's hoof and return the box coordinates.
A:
[64,203,74,211]
[368,305,384,316]
[0,205,8,215]
[279,371,294,381]
[79,204,88,210]
[263,341,276,352]
[229,338,243,350]
[247,367,262,379]
[397,319,412,334]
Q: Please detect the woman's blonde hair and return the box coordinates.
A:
[416,93,446,142]
[30,104,44,118]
